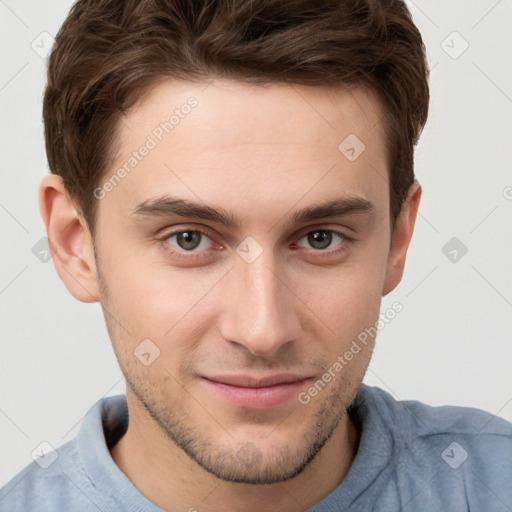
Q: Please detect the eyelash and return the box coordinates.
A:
[157,227,354,261]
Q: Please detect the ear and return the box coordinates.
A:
[38,174,100,303]
[382,181,422,296]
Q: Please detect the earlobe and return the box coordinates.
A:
[38,174,100,303]
[382,181,422,296]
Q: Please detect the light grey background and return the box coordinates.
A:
[1,0,511,487]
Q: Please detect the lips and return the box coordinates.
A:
[201,373,311,409]
[204,373,309,388]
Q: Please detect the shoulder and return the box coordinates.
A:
[353,384,512,509]
[358,384,512,438]
[0,440,97,512]
[357,384,512,457]
[0,395,128,512]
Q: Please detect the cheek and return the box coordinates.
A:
[327,286,382,353]
[303,258,386,327]
[311,277,383,379]
[294,267,386,377]
[99,246,222,352]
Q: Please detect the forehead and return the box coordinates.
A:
[118,78,386,148]
[100,79,389,223]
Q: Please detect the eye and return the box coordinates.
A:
[296,229,349,251]
[158,226,352,262]
[165,229,214,252]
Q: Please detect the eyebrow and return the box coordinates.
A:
[131,194,375,229]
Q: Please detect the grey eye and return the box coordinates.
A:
[167,230,212,251]
[298,230,344,250]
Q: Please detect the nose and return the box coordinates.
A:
[218,249,302,358]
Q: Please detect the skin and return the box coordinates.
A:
[39,79,421,512]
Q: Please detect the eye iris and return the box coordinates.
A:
[177,231,201,250]
[308,231,332,250]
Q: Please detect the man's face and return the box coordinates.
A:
[94,79,392,483]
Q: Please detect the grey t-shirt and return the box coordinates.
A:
[1,384,511,511]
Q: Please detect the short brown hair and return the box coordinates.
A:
[43,0,429,237]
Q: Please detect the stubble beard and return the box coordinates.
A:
[122,365,352,484]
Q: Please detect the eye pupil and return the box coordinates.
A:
[308,230,332,250]
[177,231,201,250]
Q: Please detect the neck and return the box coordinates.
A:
[110,391,360,512]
